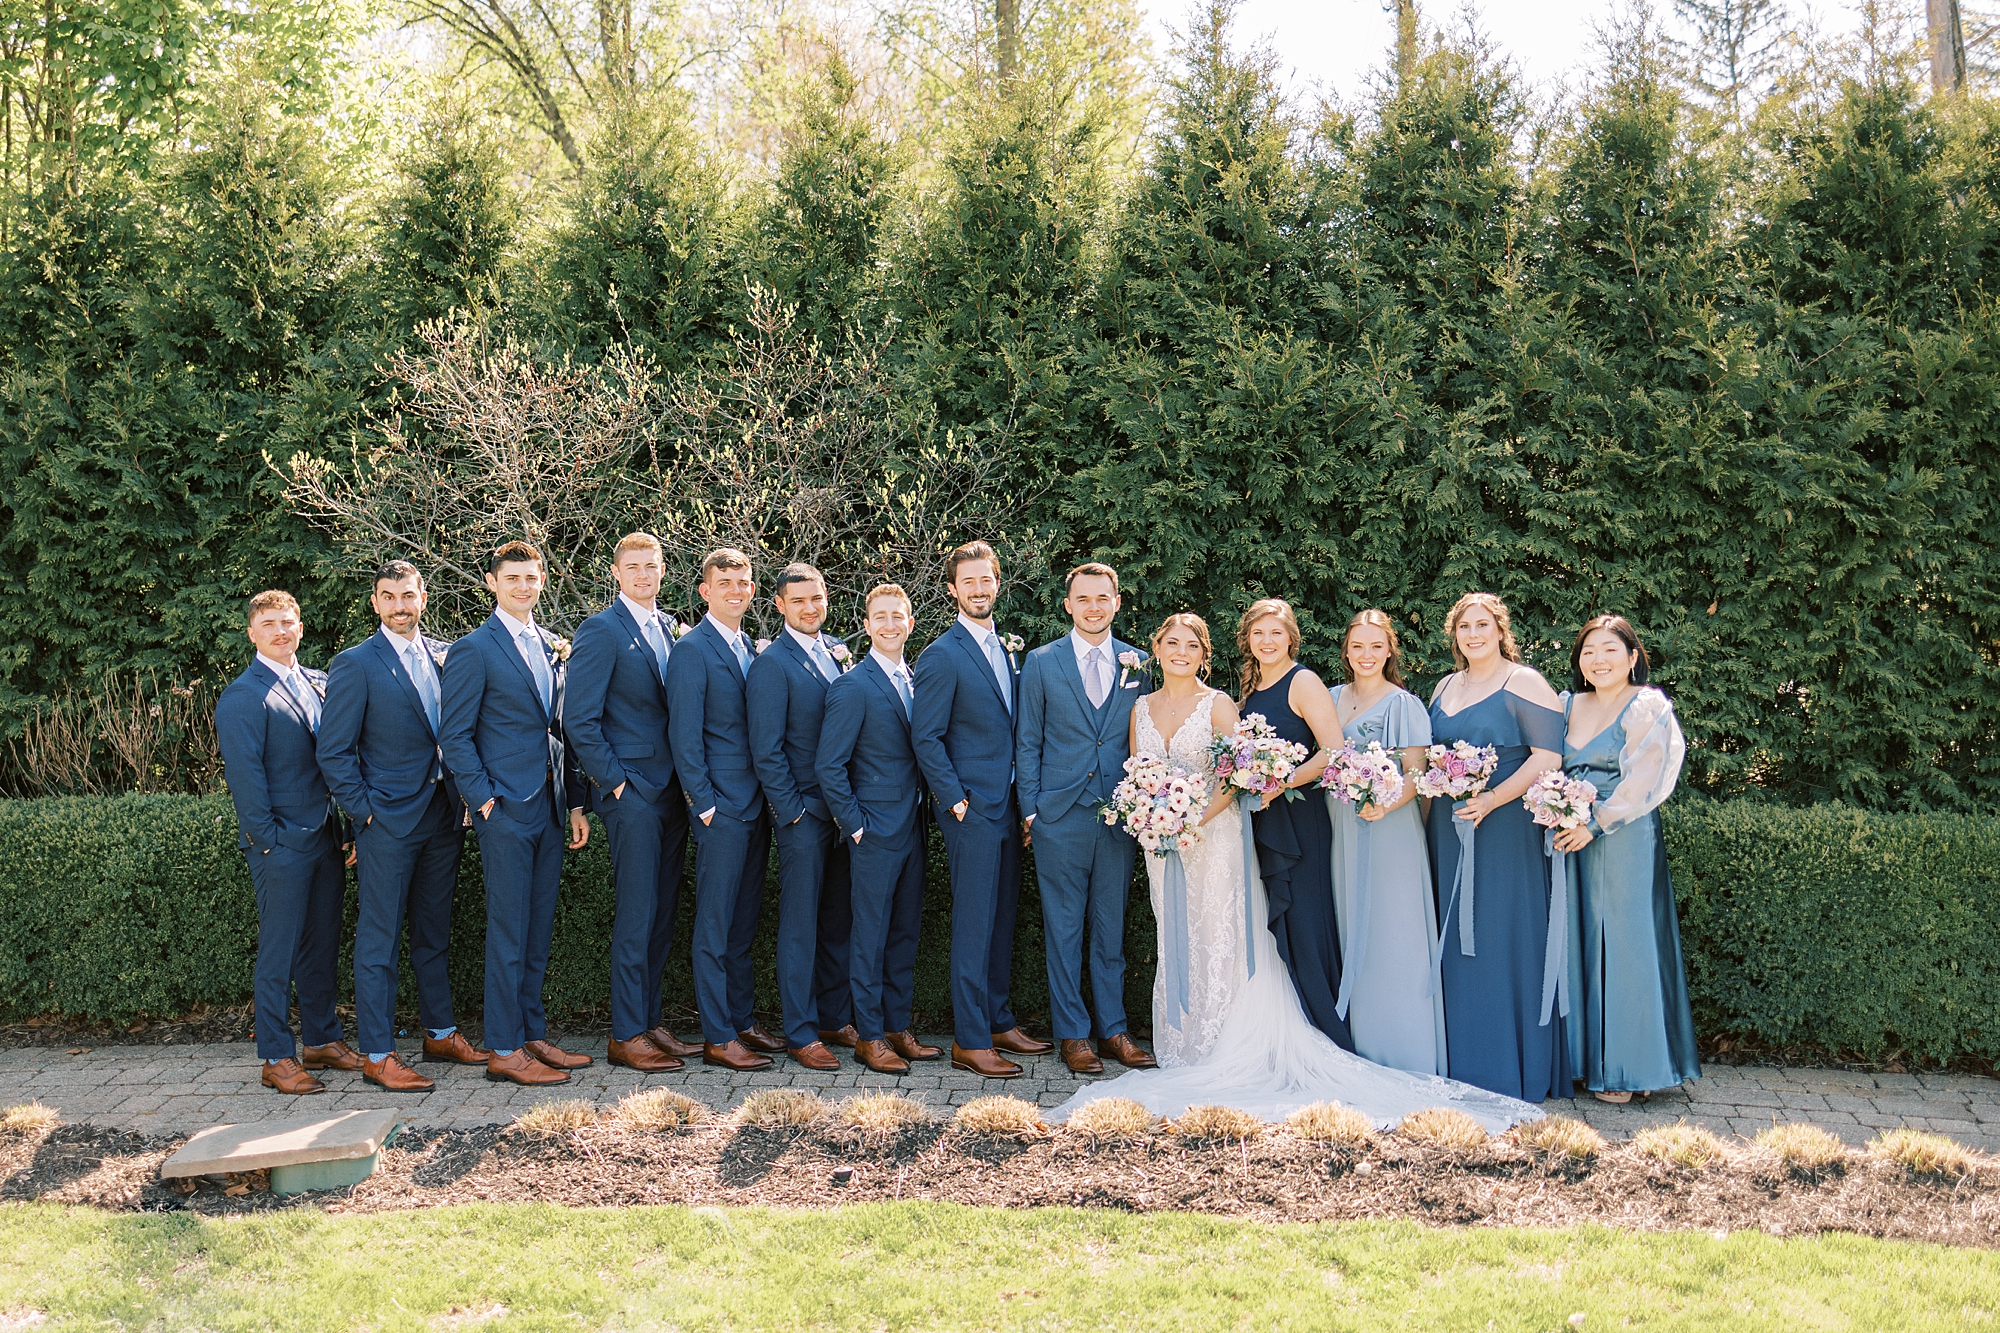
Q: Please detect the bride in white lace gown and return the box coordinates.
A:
[1050,613,1544,1133]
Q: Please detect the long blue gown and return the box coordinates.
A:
[1561,690,1702,1093]
[1247,664,1353,1051]
[1427,680,1574,1102]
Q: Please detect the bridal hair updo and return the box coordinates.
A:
[1235,598,1301,703]
[1443,592,1521,671]
[1151,612,1213,680]
[1341,608,1406,688]
[1567,614,1651,692]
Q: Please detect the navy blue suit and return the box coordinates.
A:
[747,630,854,1049]
[317,629,464,1058]
[438,611,583,1053]
[912,619,1022,1050]
[665,616,771,1045]
[1016,634,1142,1041]
[817,654,925,1043]
[216,657,344,1061]
[565,598,690,1043]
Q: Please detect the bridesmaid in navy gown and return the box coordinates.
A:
[1426,592,1574,1102]
[1237,598,1352,1051]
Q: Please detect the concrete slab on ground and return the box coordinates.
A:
[160,1107,403,1178]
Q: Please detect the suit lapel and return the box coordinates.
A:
[1055,635,1097,731]
[252,659,309,730]
[487,616,549,721]
[864,655,912,734]
[612,599,667,688]
[698,619,747,681]
[372,632,436,738]
[949,622,1011,713]
[777,631,829,694]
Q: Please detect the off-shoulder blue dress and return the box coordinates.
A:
[1427,677,1575,1102]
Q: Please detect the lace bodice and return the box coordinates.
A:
[1137,690,1219,774]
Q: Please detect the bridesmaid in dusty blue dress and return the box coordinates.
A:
[1426,592,1574,1102]
[1329,609,1446,1076]
[1555,615,1701,1102]
[1238,598,1353,1051]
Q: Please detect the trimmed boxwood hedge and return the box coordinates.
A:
[2,793,1995,1063]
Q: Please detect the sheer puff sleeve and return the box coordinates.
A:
[1383,688,1432,751]
[1593,687,1685,837]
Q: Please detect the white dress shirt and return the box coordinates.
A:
[787,624,839,681]
[620,592,672,672]
[1071,628,1116,705]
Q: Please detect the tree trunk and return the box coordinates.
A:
[1395,0,1418,83]
[1930,0,1966,93]
[996,0,1019,82]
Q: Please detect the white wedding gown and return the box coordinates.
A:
[1049,690,1545,1133]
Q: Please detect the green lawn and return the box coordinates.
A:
[2,1202,1996,1331]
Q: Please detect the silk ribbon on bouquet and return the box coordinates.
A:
[1333,809,1372,1021]
[1538,828,1573,1027]
[1431,800,1479,968]
[1236,794,1258,980]
[1159,848,1192,1027]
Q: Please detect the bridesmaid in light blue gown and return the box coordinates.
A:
[1555,615,1701,1103]
[1329,609,1446,1076]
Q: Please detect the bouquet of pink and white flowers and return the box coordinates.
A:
[1209,713,1310,804]
[1412,740,1500,801]
[1320,741,1406,809]
[1522,769,1598,831]
[1102,755,1211,857]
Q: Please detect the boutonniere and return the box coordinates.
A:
[827,641,852,670]
[1117,649,1147,688]
[671,620,691,639]
[549,637,572,664]
[754,637,772,655]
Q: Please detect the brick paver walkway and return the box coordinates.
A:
[3,1038,1996,1152]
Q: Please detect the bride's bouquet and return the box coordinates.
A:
[1320,742,1405,809]
[1522,769,1598,831]
[1103,755,1211,857]
[1209,713,1309,804]
[1412,740,1500,801]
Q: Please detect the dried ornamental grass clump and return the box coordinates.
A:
[1172,1105,1263,1142]
[1755,1123,1848,1172]
[1065,1097,1153,1140]
[953,1096,1046,1136]
[1632,1121,1728,1169]
[512,1099,598,1137]
[1870,1128,1982,1178]
[1396,1108,1489,1151]
[735,1089,829,1129]
[1511,1115,1606,1161]
[613,1088,712,1131]
[0,1101,60,1134]
[841,1092,932,1133]
[1285,1102,1376,1145]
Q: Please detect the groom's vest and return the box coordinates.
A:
[1079,681,1122,809]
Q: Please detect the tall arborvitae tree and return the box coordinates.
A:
[372,104,521,335]
[1673,0,1788,127]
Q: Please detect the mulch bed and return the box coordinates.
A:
[4,1119,1995,1249]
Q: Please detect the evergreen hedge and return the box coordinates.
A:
[3,792,1995,1065]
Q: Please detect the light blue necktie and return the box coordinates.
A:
[286,669,320,732]
[405,642,439,733]
[641,614,671,679]
[1085,646,1110,709]
[892,665,912,719]
[731,631,753,676]
[810,641,839,683]
[983,632,1012,714]
[519,628,552,712]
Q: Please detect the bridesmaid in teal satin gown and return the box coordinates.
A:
[1554,615,1701,1103]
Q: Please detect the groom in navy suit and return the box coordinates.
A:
[438,540,592,1087]
[665,547,785,1070]
[912,541,1053,1078]
[1016,562,1156,1075]
[565,532,698,1073]
[746,562,855,1071]
[318,561,489,1094]
[217,589,354,1094]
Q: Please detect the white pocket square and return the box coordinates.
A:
[1123,681,1141,689]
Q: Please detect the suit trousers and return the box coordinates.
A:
[246,834,346,1061]
[690,808,772,1045]
[473,790,565,1053]
[1033,804,1135,1041]
[772,812,853,1049]
[352,785,463,1055]
[600,785,690,1042]
[939,798,1022,1050]
[847,824,924,1042]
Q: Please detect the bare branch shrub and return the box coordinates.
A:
[3,673,221,798]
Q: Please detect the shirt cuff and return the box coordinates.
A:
[699,806,716,821]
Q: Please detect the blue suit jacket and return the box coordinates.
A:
[911,620,1018,820]
[747,629,845,826]
[1015,635,1142,824]
[217,658,338,853]
[438,612,581,817]
[664,617,762,821]
[565,600,678,810]
[817,654,922,844]
[317,630,459,840]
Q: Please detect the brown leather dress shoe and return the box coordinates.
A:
[817,1025,860,1049]
[703,1040,773,1071]
[855,1038,910,1074]
[1060,1038,1105,1074]
[646,1026,703,1059]
[737,1024,786,1054]
[887,1030,942,1062]
[422,1031,494,1064]
[950,1044,1022,1079]
[301,1040,364,1072]
[487,1049,570,1085]
[522,1038,592,1070]
[608,1036,683,1072]
[1098,1032,1157,1069]
[789,1041,840,1072]
[261,1058,325,1095]
[363,1052,435,1092]
[991,1027,1054,1056]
